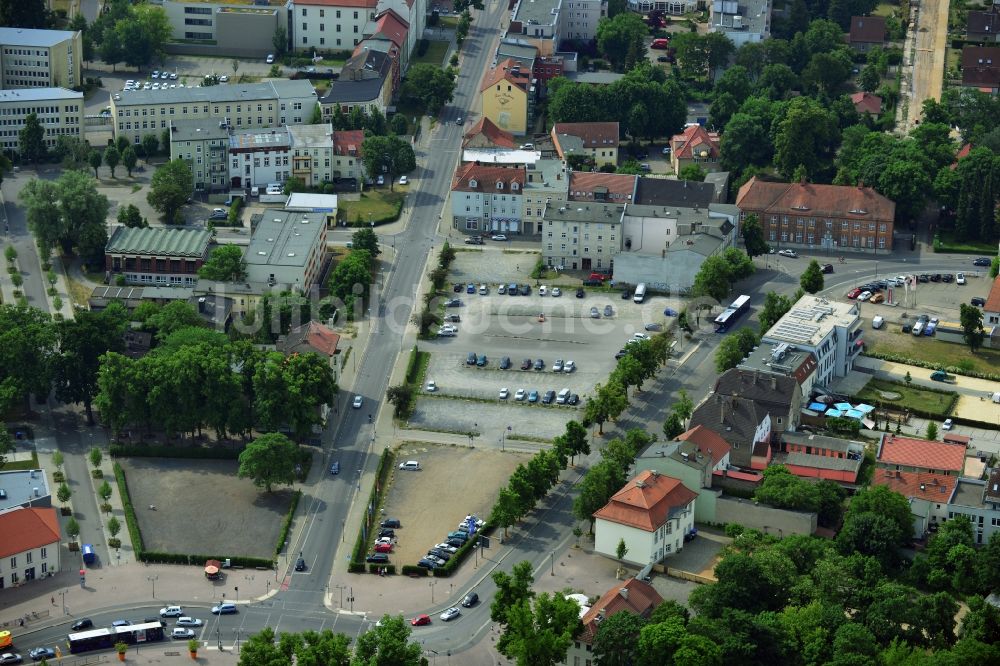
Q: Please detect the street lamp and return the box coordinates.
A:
[501,425,511,452]
[234,586,239,604]
[146,575,158,599]
[550,551,555,576]
[429,580,436,604]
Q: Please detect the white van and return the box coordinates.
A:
[250,186,259,197]
[633,283,647,304]
[399,460,421,471]
[556,388,571,404]
[872,316,884,329]
[911,322,924,336]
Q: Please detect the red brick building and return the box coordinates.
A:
[105,227,213,286]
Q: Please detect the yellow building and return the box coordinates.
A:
[0,27,82,90]
[550,122,619,168]
[479,58,533,137]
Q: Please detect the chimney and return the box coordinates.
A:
[619,587,629,600]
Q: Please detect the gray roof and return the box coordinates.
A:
[634,178,717,208]
[781,432,862,455]
[564,71,626,85]
[230,126,290,150]
[320,50,391,105]
[543,201,625,224]
[0,469,51,512]
[689,394,766,468]
[950,479,986,509]
[169,119,229,142]
[703,171,730,202]
[114,80,315,108]
[0,27,77,48]
[106,226,212,258]
[514,0,559,27]
[244,211,326,287]
[497,42,539,63]
[0,87,82,103]
[665,233,725,257]
[711,0,770,35]
[289,123,334,149]
[714,368,798,409]
[781,451,862,473]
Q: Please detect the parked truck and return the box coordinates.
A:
[930,370,957,384]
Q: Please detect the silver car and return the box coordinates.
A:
[440,607,461,621]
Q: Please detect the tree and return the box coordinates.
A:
[960,303,985,352]
[18,113,46,164]
[491,561,535,624]
[0,0,48,28]
[88,149,103,177]
[198,245,248,282]
[741,213,769,258]
[146,300,203,341]
[350,614,424,665]
[573,460,616,531]
[678,164,707,181]
[773,97,840,181]
[497,591,582,666]
[858,64,880,93]
[926,421,939,441]
[147,159,194,223]
[663,412,684,439]
[616,537,629,561]
[53,305,129,425]
[399,64,456,115]
[272,25,287,56]
[52,450,64,471]
[350,227,381,258]
[121,145,137,177]
[800,259,825,294]
[57,482,71,505]
[692,255,733,303]
[561,420,590,465]
[108,516,121,538]
[66,517,80,540]
[758,291,792,332]
[715,328,758,372]
[237,433,299,492]
[360,136,416,192]
[236,627,289,666]
[98,478,113,501]
[116,203,147,229]
[593,611,646,666]
[490,486,522,537]
[596,13,648,72]
[0,305,57,413]
[104,144,120,178]
[142,134,160,161]
[110,4,172,70]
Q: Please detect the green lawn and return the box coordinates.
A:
[413,40,450,67]
[439,16,459,29]
[3,451,40,471]
[873,2,900,17]
[934,230,997,254]
[855,378,957,417]
[865,327,1000,376]
[337,190,405,226]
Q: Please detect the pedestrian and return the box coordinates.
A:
[51,596,55,605]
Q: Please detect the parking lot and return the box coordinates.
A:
[377,444,528,568]
[841,270,991,327]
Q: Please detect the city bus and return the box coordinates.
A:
[0,629,12,650]
[714,294,751,333]
[69,622,165,654]
[115,621,166,646]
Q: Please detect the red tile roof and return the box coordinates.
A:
[371,9,409,48]
[480,58,531,93]
[551,122,620,150]
[676,425,731,466]
[451,163,526,193]
[670,124,720,159]
[0,507,60,559]
[594,470,697,531]
[282,321,340,357]
[462,117,516,149]
[736,176,896,223]
[877,433,966,473]
[849,16,887,43]
[984,276,1000,314]
[567,171,636,202]
[874,469,958,503]
[850,91,882,115]
[578,578,663,644]
[333,129,364,156]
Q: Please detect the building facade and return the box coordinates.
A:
[551,122,619,168]
[541,201,624,271]
[0,507,61,589]
[669,124,721,175]
[736,176,896,253]
[293,0,378,51]
[0,27,81,90]
[563,578,662,666]
[169,120,230,192]
[111,80,318,145]
[105,227,213,286]
[0,88,83,156]
[228,126,293,189]
[319,48,394,115]
[709,0,771,47]
[244,210,328,291]
[480,58,533,136]
[557,0,608,42]
[450,163,526,234]
[521,159,568,237]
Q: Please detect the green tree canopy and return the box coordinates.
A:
[596,13,648,71]
[399,64,456,115]
[360,136,416,191]
[237,433,299,492]
[800,259,824,294]
[198,245,248,282]
[147,159,194,224]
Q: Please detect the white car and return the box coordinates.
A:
[399,175,408,185]
[515,388,527,401]
[172,628,195,639]
[151,83,160,90]
[436,328,456,337]
[426,380,437,392]
[478,284,488,295]
[552,359,564,372]
[778,249,797,258]
[376,175,385,186]
[563,360,575,373]
[434,543,458,553]
[352,395,363,409]
[942,418,953,431]
[219,75,229,82]
[440,324,457,334]
[176,617,203,627]
[152,70,160,78]
[539,285,548,296]
[956,273,966,285]
[491,234,507,241]
[160,606,183,617]
[499,387,510,400]
[857,291,872,302]
[552,287,561,297]
[440,607,461,621]
[169,72,178,80]
[266,54,275,64]
[632,332,650,341]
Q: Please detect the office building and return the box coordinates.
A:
[244,210,328,292]
[0,27,81,90]
[0,87,83,156]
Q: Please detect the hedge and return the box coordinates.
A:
[140,551,272,568]
[113,462,145,555]
[401,565,429,577]
[433,523,494,578]
[404,345,421,384]
[368,563,397,574]
[274,490,302,560]
[862,351,1000,382]
[110,443,242,459]
[349,448,395,573]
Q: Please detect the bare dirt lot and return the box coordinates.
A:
[378,443,528,567]
[120,458,294,559]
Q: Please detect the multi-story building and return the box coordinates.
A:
[594,469,697,565]
[509,0,559,55]
[736,176,896,253]
[228,126,293,189]
[479,58,534,136]
[0,507,61,589]
[541,200,624,271]
[0,27,81,90]
[626,0,696,15]
[159,1,286,58]
[105,226,213,286]
[689,393,772,469]
[521,159,567,236]
[319,48,395,115]
[463,117,517,151]
[713,368,802,435]
[0,88,83,157]
[244,210,328,292]
[361,8,409,73]
[168,120,230,192]
[709,0,771,48]
[292,0,378,52]
[373,0,425,69]
[567,172,636,204]
[948,469,1000,544]
[562,578,662,666]
[110,80,318,145]
[0,469,52,511]
[739,340,820,395]
[760,294,862,387]
[331,128,365,183]
[551,122,619,168]
[557,0,608,42]
[450,163,526,235]
[669,124,721,175]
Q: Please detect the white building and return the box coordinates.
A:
[594,469,696,566]
[541,200,625,272]
[450,163,526,235]
[0,507,61,589]
[558,0,608,42]
[626,0,697,16]
[0,88,84,156]
[228,125,293,189]
[760,294,863,387]
[292,0,378,52]
[521,159,567,237]
[244,210,328,292]
[709,0,771,48]
[0,27,82,90]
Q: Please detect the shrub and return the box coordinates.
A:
[368,563,397,574]
[52,295,62,310]
[108,537,122,549]
[401,565,429,577]
[52,471,65,483]
[10,273,22,287]
[113,462,145,555]
[433,525,493,577]
[100,502,113,513]
[91,469,104,478]
[274,490,302,559]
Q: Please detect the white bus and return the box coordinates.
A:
[632,283,647,304]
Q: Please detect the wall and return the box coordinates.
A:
[714,496,817,536]
[612,251,702,294]
[216,10,281,57]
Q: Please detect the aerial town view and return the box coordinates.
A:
[2,0,1000,663]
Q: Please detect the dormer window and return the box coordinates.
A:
[469,178,478,188]
[511,182,520,191]
[496,181,504,190]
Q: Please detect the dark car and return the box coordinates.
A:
[567,394,580,405]
[294,557,306,571]
[466,283,475,294]
[533,358,544,370]
[466,352,477,365]
[476,354,488,367]
[615,350,627,360]
[446,298,462,307]
[542,390,556,404]
[519,284,531,295]
[417,558,439,569]
[444,313,461,323]
[366,553,390,564]
[500,356,511,370]
[446,537,466,548]
[508,283,518,296]
[973,257,992,266]
[378,528,395,538]
[428,549,452,562]
[72,618,94,631]
[820,263,834,274]
[208,211,228,221]
[520,358,532,370]
[942,273,954,283]
[930,273,942,282]
[453,283,463,292]
[381,518,401,528]
[918,274,930,283]
[972,296,986,307]
[329,461,340,474]
[29,648,56,661]
[576,287,585,298]
[621,290,630,299]
[462,592,480,607]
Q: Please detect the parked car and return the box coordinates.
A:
[479,284,488,295]
[552,287,562,297]
[500,356,511,369]
[930,274,942,282]
[425,380,437,392]
[294,557,307,571]
[567,394,580,405]
[563,360,576,373]
[0,655,21,665]
[411,615,431,626]
[428,549,452,562]
[576,288,585,298]
[942,418,953,431]
[467,352,477,365]
[956,273,966,285]
[604,305,613,317]
[870,292,885,304]
[374,542,393,553]
[857,291,872,302]
[491,234,507,241]
[399,176,408,185]
[112,620,132,627]
[542,390,556,404]
[417,558,438,569]
[466,283,475,294]
[590,306,600,318]
[972,296,986,306]
[515,388,527,401]
[942,273,954,283]
[171,628,195,640]
[435,543,459,553]
[497,283,506,294]
[72,619,93,631]
[520,358,532,370]
[820,263,834,274]
[621,290,631,300]
[778,249,797,257]
[519,284,531,295]
[476,354,488,367]
[378,528,395,538]
[528,390,539,403]
[918,274,930,283]
[846,288,862,299]
[440,607,461,621]
[381,518,401,528]
[462,592,479,607]
[539,285,548,296]
[533,358,544,370]
[552,359,564,372]
[366,553,390,564]
[499,387,510,400]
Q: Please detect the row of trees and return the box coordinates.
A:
[234,620,424,666]
[573,429,656,532]
[582,334,672,434]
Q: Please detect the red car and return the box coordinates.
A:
[588,272,608,281]
[411,614,431,626]
[846,288,862,299]
[374,542,393,553]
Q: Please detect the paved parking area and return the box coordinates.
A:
[421,351,602,401]
[449,248,534,285]
[407,397,574,442]
[842,271,990,326]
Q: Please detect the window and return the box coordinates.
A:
[9,556,15,568]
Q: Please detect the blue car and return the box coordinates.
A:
[528,390,539,403]
[466,283,475,294]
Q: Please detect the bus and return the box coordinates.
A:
[0,629,12,650]
[69,622,165,654]
[714,294,751,333]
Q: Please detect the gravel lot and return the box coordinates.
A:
[378,444,528,568]
[449,248,537,285]
[407,396,575,442]
[120,458,294,559]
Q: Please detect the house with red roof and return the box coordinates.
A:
[450,163,526,235]
[669,124,721,175]
[848,15,887,52]
[566,171,637,204]
[565,578,663,666]
[777,432,866,484]
[876,433,967,476]
[0,506,61,588]
[332,129,365,183]
[984,276,1000,327]
[462,118,517,151]
[278,321,340,361]
[874,468,959,537]
[594,470,697,565]
[850,91,882,116]
[550,122,620,168]
[480,58,534,136]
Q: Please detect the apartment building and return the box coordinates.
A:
[760,294,862,387]
[709,0,771,48]
[228,126,293,189]
[0,27,81,90]
[521,159,567,236]
[0,507,61,589]
[550,122,620,168]
[0,88,84,156]
[110,80,317,145]
[293,0,378,51]
[480,58,534,136]
[168,119,230,192]
[450,163,526,235]
[626,0,696,15]
[557,0,608,41]
[736,176,896,253]
[541,200,624,271]
[320,48,395,115]
[160,1,285,58]
[331,128,365,183]
[669,124,721,175]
